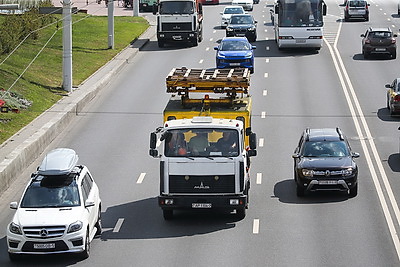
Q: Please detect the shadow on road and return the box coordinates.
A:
[388,153,400,172]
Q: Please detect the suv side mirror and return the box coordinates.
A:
[352,152,360,158]
[85,200,95,208]
[385,84,391,88]
[10,202,18,209]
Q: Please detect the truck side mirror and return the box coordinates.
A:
[274,5,279,14]
[322,3,327,16]
[247,150,257,157]
[245,127,252,136]
[198,3,203,14]
[150,132,157,149]
[152,4,157,15]
[249,132,257,150]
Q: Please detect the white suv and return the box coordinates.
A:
[7,148,101,261]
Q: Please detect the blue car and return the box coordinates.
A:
[214,37,256,73]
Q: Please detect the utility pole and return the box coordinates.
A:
[62,0,73,92]
[133,0,139,17]
[108,0,114,49]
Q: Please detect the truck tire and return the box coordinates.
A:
[163,209,173,220]
[236,208,246,219]
[191,38,198,47]
[158,41,165,48]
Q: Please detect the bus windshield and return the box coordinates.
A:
[278,0,324,27]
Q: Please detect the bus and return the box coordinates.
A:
[271,0,327,50]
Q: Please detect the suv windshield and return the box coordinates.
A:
[230,16,253,24]
[301,141,350,157]
[21,175,81,208]
[224,7,244,14]
[164,128,240,157]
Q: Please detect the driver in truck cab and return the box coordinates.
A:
[188,132,209,155]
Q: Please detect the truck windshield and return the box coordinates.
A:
[159,1,194,14]
[164,129,240,157]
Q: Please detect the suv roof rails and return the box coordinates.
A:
[38,148,79,176]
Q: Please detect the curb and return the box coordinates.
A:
[0,25,155,195]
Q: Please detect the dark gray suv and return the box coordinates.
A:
[361,27,397,59]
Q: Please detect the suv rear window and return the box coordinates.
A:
[349,1,366,7]
[369,31,391,38]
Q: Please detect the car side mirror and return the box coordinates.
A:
[214,46,218,50]
[360,34,365,37]
[252,46,256,49]
[385,84,391,88]
[394,34,398,38]
[255,21,258,23]
[10,202,18,209]
[352,152,360,158]
[292,154,300,159]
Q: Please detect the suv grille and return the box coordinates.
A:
[162,23,192,31]
[169,175,235,193]
[23,225,66,239]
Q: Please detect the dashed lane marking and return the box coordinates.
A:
[113,218,124,233]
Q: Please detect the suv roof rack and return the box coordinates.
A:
[38,148,79,176]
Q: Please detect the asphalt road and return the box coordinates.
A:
[1,0,400,266]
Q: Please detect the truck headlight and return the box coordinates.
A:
[67,221,83,233]
[9,222,22,235]
[302,169,313,177]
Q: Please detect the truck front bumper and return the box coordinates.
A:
[157,32,197,42]
[158,195,247,210]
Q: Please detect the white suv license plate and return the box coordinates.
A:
[34,243,55,249]
[192,203,212,208]
[319,180,338,185]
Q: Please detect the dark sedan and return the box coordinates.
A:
[226,14,257,42]
[361,27,397,59]
[292,128,359,197]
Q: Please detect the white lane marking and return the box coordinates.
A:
[199,59,204,64]
[263,90,268,96]
[113,218,124,233]
[265,58,270,63]
[266,46,270,51]
[256,173,262,184]
[265,37,269,41]
[264,73,269,78]
[253,219,260,234]
[137,173,146,184]
[326,22,400,262]
[213,30,216,34]
[264,29,268,32]
[259,138,264,147]
[206,47,210,51]
[261,111,266,119]
[210,38,213,42]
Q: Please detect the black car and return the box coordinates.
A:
[226,14,257,42]
[361,27,397,59]
[292,128,360,197]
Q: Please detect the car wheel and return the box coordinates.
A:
[365,15,369,21]
[8,252,20,261]
[95,208,102,236]
[163,209,173,220]
[191,38,198,47]
[296,184,305,197]
[80,230,90,259]
[392,51,397,59]
[158,41,164,48]
[390,107,396,116]
[349,183,358,198]
[363,51,369,59]
[236,207,246,219]
[250,67,254,74]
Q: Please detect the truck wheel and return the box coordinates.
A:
[158,41,164,48]
[191,38,198,47]
[236,208,246,219]
[163,209,173,220]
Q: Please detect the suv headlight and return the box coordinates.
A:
[301,169,314,177]
[9,222,22,235]
[227,27,234,32]
[248,26,256,31]
[342,168,354,177]
[67,221,83,233]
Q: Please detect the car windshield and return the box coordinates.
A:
[164,128,240,157]
[21,175,81,208]
[224,7,244,14]
[230,16,253,24]
[221,40,251,51]
[302,141,350,157]
[369,31,391,38]
[349,1,366,7]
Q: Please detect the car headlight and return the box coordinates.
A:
[248,26,256,31]
[227,27,234,32]
[342,168,354,177]
[217,53,226,58]
[302,169,314,177]
[9,222,22,235]
[67,221,83,233]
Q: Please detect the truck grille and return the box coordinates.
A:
[162,22,192,32]
[23,225,66,239]
[169,175,235,193]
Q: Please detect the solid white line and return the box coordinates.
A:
[263,90,268,96]
[253,219,260,234]
[137,173,146,184]
[261,111,266,118]
[326,22,400,261]
[256,173,262,184]
[113,218,124,233]
[259,138,264,147]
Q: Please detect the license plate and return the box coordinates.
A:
[375,48,386,52]
[229,63,241,66]
[192,203,212,208]
[34,243,55,249]
[172,36,182,40]
[319,180,338,185]
[296,39,306,44]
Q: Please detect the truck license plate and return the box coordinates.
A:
[192,203,212,208]
[34,243,55,249]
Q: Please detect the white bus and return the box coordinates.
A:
[271,0,327,50]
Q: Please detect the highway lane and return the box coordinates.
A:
[1,0,400,266]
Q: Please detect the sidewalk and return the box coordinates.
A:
[0,2,156,195]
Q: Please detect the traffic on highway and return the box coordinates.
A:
[1,0,400,265]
